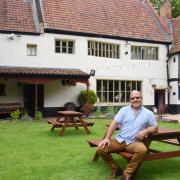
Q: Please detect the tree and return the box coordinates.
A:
[172,0,180,18]
[150,0,180,18]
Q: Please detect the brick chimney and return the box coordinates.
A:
[160,0,172,19]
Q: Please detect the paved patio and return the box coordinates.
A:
[157,114,180,123]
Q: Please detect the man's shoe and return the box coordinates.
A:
[107,167,122,180]
[121,174,132,180]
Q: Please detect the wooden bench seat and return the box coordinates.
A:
[48,119,94,126]
[159,139,180,146]
[0,103,22,115]
[87,139,180,161]
[48,119,94,131]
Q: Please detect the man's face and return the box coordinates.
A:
[130,92,142,109]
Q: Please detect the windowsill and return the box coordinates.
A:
[95,102,130,106]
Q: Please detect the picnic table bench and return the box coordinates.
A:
[87,126,180,162]
[48,111,94,136]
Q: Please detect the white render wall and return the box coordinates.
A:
[169,54,180,105]
[45,80,86,107]
[169,54,178,79]
[169,81,178,104]
[0,79,23,103]
[0,33,168,107]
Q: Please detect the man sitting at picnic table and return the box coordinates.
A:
[97,90,158,180]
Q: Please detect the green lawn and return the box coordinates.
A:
[0,119,179,180]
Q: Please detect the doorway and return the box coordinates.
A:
[155,90,165,109]
[23,84,44,117]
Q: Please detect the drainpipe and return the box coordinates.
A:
[166,44,171,111]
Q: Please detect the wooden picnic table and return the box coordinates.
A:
[48,111,94,136]
[87,127,180,161]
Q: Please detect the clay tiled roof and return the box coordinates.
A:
[0,0,37,33]
[42,0,170,43]
[0,66,90,79]
[170,16,180,54]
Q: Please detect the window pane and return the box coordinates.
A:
[55,47,60,53]
[55,41,60,46]
[62,41,66,47]
[126,82,131,91]
[103,80,107,91]
[68,41,73,47]
[103,92,107,102]
[121,81,125,91]
[62,47,66,53]
[137,82,141,91]
[126,92,130,102]
[68,47,73,54]
[114,81,119,91]
[32,47,36,56]
[97,92,101,102]
[121,92,125,102]
[114,92,120,102]
[97,80,101,91]
[132,81,136,90]
[109,92,113,102]
[109,81,113,91]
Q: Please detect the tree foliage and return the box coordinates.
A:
[150,0,180,18]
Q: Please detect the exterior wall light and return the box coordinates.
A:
[90,69,95,76]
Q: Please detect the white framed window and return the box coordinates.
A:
[131,46,158,60]
[97,80,141,103]
[27,44,37,56]
[88,41,120,59]
[55,39,74,54]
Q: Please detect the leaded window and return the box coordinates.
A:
[131,46,158,60]
[88,41,120,59]
[97,80,141,103]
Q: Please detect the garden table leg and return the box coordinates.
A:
[79,117,91,134]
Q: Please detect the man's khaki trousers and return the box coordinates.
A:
[97,139,147,176]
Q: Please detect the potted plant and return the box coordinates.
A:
[78,90,97,116]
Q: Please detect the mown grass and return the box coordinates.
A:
[0,119,179,180]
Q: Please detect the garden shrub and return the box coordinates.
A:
[34,111,43,121]
[78,90,97,106]
[10,109,21,121]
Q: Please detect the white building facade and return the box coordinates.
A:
[0,32,169,116]
[0,0,173,116]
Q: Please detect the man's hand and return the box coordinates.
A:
[136,129,148,140]
[136,126,158,140]
[98,138,110,149]
[98,120,119,149]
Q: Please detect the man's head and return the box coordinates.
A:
[130,90,142,109]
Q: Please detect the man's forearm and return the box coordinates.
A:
[146,126,158,135]
[105,120,119,139]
